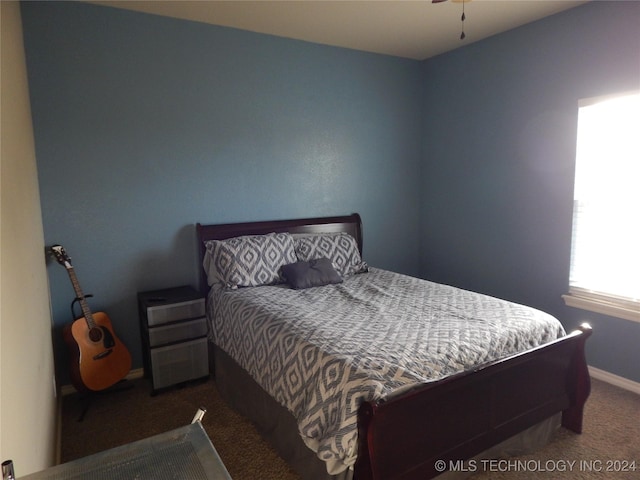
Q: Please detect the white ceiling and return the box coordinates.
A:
[91,0,587,60]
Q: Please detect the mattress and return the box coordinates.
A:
[206,268,565,475]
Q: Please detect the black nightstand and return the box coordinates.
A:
[138,285,209,394]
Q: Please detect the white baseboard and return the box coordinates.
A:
[589,365,640,395]
[59,368,145,397]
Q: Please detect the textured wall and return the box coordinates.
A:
[421,1,640,381]
[20,1,423,383]
[20,1,639,386]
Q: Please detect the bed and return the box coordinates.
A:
[196,213,591,480]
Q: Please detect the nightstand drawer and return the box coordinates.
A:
[150,337,209,390]
[148,317,208,347]
[146,298,205,326]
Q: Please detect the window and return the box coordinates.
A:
[563,91,640,323]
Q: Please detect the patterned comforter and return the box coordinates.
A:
[207,268,565,474]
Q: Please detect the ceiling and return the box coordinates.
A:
[90,0,587,60]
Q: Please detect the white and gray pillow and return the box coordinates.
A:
[294,232,368,277]
[203,232,296,288]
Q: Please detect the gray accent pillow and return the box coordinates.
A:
[281,257,343,290]
[203,232,296,288]
[294,232,368,277]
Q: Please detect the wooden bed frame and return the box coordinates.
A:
[196,213,592,480]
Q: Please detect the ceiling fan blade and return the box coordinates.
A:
[432,0,448,3]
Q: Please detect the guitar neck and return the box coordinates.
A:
[65,266,96,329]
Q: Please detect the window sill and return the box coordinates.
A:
[562,293,640,324]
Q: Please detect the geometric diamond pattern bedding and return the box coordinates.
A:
[207,268,565,475]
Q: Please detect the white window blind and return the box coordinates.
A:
[565,91,640,322]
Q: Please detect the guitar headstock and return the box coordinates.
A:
[50,245,72,269]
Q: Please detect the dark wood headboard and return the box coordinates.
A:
[196,213,363,293]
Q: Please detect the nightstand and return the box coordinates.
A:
[138,286,209,394]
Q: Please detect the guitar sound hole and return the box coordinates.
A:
[88,327,103,343]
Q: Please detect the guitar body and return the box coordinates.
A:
[63,311,132,392]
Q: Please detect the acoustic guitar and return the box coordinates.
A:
[51,245,131,392]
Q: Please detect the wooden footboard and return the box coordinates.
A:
[355,323,592,480]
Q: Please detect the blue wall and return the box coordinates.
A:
[20,1,423,382]
[21,1,639,385]
[421,1,640,382]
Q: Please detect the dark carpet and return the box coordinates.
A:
[60,377,639,479]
